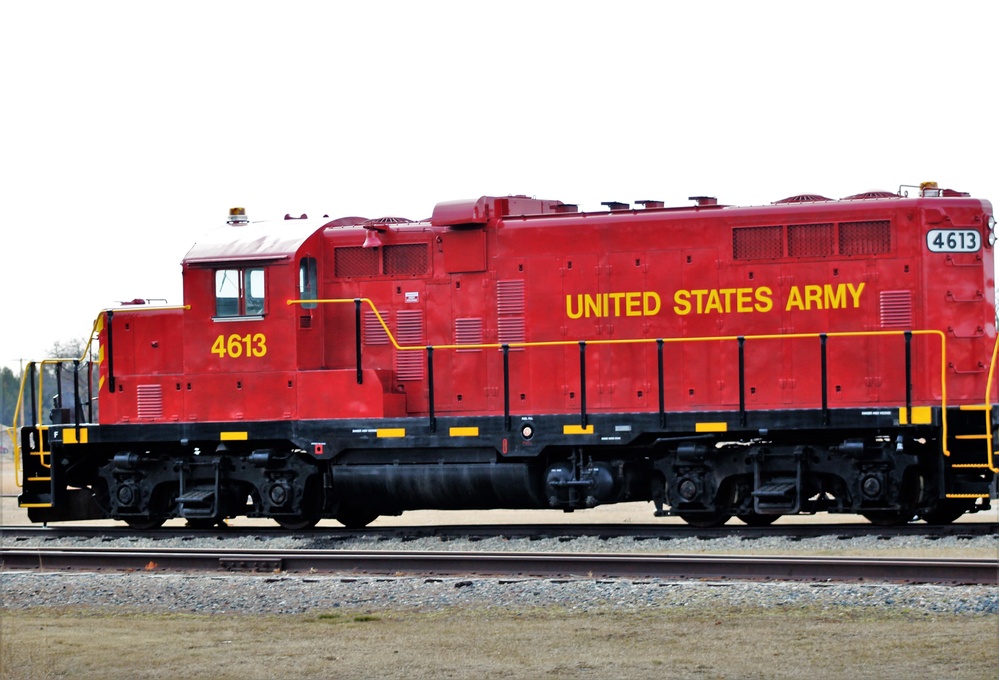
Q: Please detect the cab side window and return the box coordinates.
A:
[215,267,265,317]
[299,257,317,309]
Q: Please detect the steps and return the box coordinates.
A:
[17,426,53,509]
[947,405,997,500]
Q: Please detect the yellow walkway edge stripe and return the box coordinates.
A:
[63,428,89,445]
[899,406,932,425]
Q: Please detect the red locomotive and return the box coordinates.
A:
[13,182,998,527]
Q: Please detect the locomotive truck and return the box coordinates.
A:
[11,182,997,528]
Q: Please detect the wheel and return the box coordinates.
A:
[274,515,320,531]
[123,517,166,530]
[335,506,380,529]
[737,512,781,526]
[678,512,731,528]
[862,509,916,526]
[919,499,973,525]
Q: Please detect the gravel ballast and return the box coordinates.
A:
[2,530,996,617]
[2,571,997,617]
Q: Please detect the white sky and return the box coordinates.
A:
[1,1,997,370]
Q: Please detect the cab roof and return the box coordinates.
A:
[183,218,324,265]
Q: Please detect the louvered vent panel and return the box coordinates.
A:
[497,280,525,315]
[384,244,428,276]
[788,223,834,257]
[496,280,526,349]
[335,247,379,277]
[136,384,163,419]
[498,318,526,345]
[733,226,783,260]
[880,290,913,328]
[395,310,424,381]
[363,310,390,345]
[455,317,483,352]
[840,220,891,255]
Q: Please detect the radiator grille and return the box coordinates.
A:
[384,244,428,276]
[732,220,892,261]
[788,223,834,257]
[733,226,783,260]
[335,244,429,277]
[335,247,379,277]
[840,220,891,256]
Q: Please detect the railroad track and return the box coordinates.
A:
[1,522,995,543]
[2,546,995,585]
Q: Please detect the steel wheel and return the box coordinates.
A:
[861,509,916,526]
[335,506,380,529]
[123,516,166,530]
[918,499,973,525]
[274,515,320,531]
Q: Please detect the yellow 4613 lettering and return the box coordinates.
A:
[212,333,267,358]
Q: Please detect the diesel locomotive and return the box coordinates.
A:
[12,182,998,528]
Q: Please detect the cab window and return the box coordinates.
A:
[215,267,265,317]
[299,257,317,309]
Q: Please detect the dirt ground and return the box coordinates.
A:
[2,607,997,680]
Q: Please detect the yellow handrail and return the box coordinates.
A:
[982,337,999,472]
[289,297,953,452]
[8,367,31,488]
[9,312,107,487]
[7,297,983,492]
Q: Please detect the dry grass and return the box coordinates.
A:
[2,606,997,679]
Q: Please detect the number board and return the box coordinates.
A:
[926,229,980,253]
[212,333,267,358]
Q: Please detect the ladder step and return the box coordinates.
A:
[951,464,992,469]
[946,493,990,499]
[18,492,53,507]
[958,405,991,411]
[27,476,51,482]
[176,488,215,505]
[752,482,797,499]
[954,434,990,440]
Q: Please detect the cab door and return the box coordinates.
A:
[295,255,324,370]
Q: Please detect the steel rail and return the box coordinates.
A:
[2,547,995,585]
[1,522,995,542]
